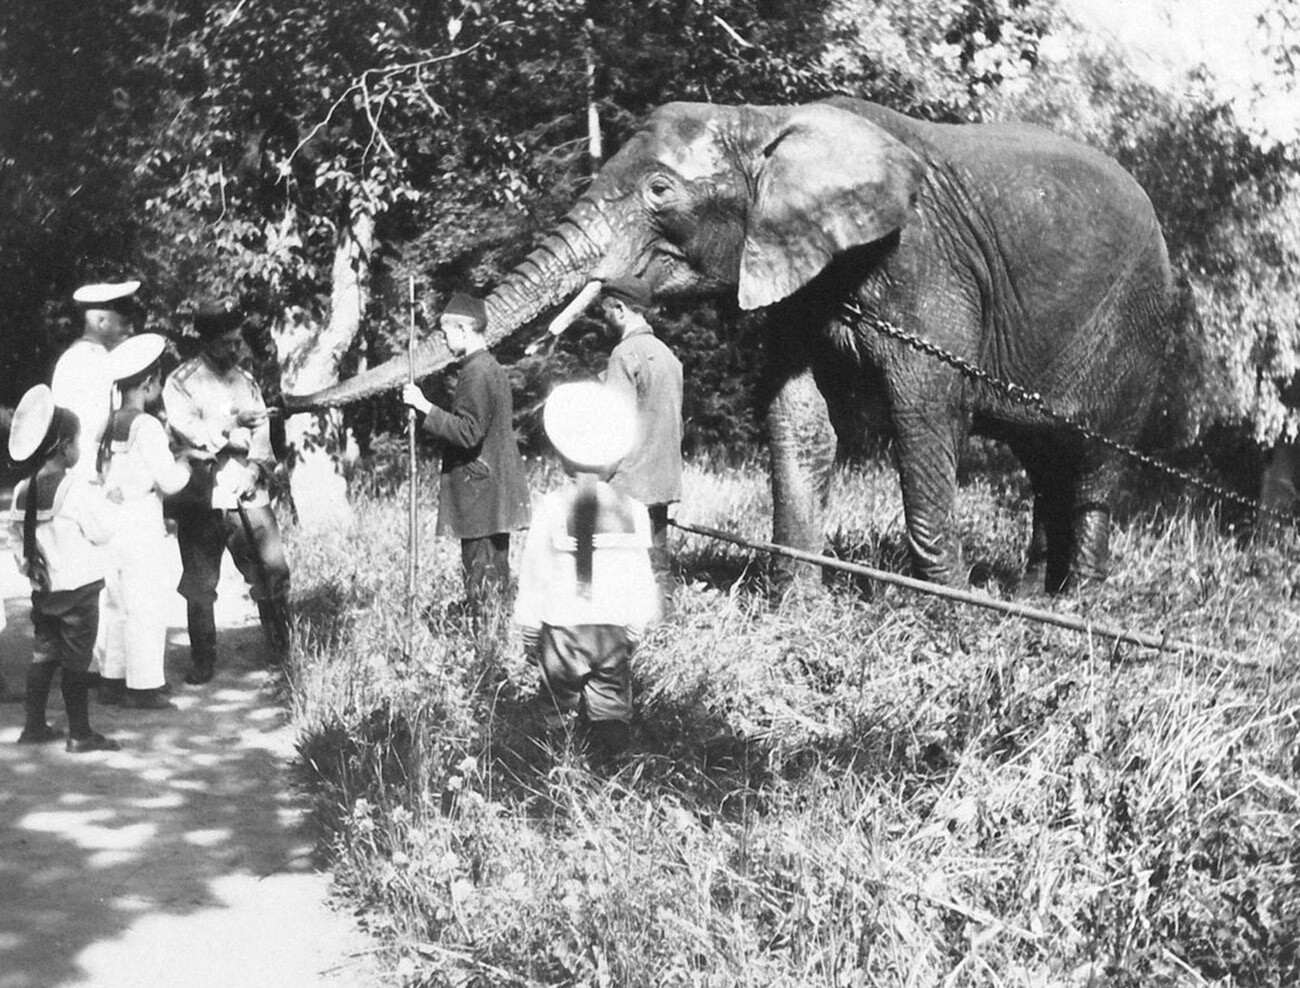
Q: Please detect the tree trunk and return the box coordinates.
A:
[272,209,374,531]
[585,18,602,170]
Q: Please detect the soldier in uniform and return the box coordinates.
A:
[162,302,290,684]
[52,280,140,481]
[52,280,140,679]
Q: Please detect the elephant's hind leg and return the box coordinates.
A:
[1015,437,1086,594]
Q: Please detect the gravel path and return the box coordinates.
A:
[0,538,383,988]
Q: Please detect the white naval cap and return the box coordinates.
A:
[72,280,141,307]
[8,384,56,464]
[543,380,638,472]
[109,333,168,381]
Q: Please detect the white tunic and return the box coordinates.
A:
[99,411,191,689]
[50,338,115,480]
[162,356,273,509]
[9,472,116,592]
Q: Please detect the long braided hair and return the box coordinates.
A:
[570,475,600,600]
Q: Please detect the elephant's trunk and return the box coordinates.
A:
[284,199,612,411]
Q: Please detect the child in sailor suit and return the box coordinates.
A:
[98,334,191,708]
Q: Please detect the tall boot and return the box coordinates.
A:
[18,662,62,744]
[62,669,120,753]
[256,596,291,665]
[184,602,217,685]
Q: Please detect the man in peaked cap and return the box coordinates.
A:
[52,279,140,681]
[163,301,290,684]
[52,280,141,482]
[402,291,531,626]
[598,276,683,620]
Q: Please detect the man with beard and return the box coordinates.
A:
[163,302,290,684]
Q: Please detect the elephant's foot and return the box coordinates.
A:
[1016,561,1047,599]
[1064,504,1111,591]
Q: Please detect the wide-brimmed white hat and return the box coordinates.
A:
[72,280,141,308]
[109,333,167,381]
[543,381,638,471]
[8,384,57,464]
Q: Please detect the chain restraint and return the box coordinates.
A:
[841,299,1296,527]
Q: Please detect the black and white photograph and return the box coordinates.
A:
[1,1,1297,984]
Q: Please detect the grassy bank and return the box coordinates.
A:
[285,456,1299,986]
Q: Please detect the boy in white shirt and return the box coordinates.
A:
[98,334,191,709]
[9,385,120,752]
[514,382,660,769]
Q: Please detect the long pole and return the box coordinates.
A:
[406,276,419,654]
[670,519,1249,665]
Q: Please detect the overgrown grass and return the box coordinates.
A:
[286,455,1300,987]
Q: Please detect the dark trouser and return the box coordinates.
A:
[538,624,634,724]
[176,505,291,672]
[647,503,674,612]
[175,505,291,604]
[29,581,102,737]
[461,533,511,614]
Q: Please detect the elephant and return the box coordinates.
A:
[291,98,1175,593]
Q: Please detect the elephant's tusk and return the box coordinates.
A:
[544,280,603,339]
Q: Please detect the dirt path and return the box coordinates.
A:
[0,536,383,988]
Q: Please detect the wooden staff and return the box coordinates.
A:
[406,276,419,654]
[670,519,1251,666]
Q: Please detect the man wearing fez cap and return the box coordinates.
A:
[598,276,683,618]
[163,301,291,684]
[52,280,141,482]
[402,291,531,622]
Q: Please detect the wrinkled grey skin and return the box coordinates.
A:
[293,98,1174,592]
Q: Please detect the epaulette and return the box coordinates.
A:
[167,357,204,389]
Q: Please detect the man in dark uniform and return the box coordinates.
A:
[162,302,291,683]
[401,292,531,619]
[599,277,684,617]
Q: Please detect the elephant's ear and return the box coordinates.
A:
[739,104,924,310]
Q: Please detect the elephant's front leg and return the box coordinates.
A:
[892,408,964,585]
[767,366,836,585]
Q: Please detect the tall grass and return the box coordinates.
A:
[287,456,1299,987]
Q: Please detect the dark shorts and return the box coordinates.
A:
[538,624,634,724]
[175,505,291,604]
[31,580,103,673]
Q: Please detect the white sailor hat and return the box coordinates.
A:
[72,280,141,309]
[109,333,168,381]
[543,381,638,471]
[7,384,78,466]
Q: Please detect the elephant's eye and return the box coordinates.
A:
[646,176,673,199]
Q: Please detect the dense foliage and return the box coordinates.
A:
[2,0,1298,452]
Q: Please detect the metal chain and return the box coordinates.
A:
[842,300,1294,525]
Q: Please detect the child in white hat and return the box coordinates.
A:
[8,385,121,752]
[97,334,191,709]
[514,381,660,769]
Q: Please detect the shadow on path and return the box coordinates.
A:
[0,539,381,988]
